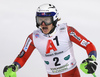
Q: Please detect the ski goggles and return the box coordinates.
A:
[36,16,53,25]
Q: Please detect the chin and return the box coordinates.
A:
[43,32,48,34]
[42,31,49,34]
[43,31,49,34]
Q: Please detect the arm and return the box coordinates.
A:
[67,26,97,58]
[3,33,36,77]
[67,26,98,75]
[14,33,36,68]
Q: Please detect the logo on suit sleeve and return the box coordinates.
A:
[18,50,25,58]
[70,32,81,41]
[81,39,90,47]
[23,38,32,52]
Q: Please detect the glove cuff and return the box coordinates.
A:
[11,64,19,72]
[88,55,96,61]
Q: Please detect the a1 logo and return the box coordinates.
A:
[46,40,57,54]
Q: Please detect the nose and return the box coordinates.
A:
[41,22,46,26]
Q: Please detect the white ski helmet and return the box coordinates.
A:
[36,3,59,28]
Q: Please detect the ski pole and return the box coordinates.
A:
[92,73,96,77]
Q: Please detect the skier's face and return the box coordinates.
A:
[40,22,54,34]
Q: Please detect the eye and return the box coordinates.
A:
[39,18,42,21]
[45,18,49,21]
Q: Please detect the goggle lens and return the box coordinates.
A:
[37,17,52,25]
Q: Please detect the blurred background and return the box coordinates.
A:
[0,0,100,77]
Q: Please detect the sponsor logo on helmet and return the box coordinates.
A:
[37,12,56,17]
[39,10,49,12]
[42,13,45,15]
[49,5,55,8]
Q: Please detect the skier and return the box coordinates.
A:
[3,4,98,77]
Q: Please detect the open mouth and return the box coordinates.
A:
[42,27,48,30]
[42,27,48,33]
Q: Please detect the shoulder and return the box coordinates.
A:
[27,29,41,39]
[57,23,76,35]
[33,29,41,34]
[32,29,42,36]
[57,23,67,28]
[31,29,43,39]
[67,26,75,33]
[57,23,68,31]
[57,23,74,32]
[57,23,74,29]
